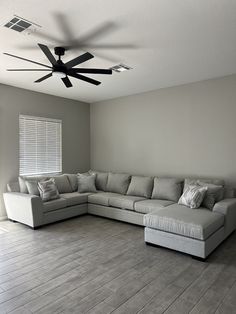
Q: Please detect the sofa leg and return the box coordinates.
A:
[9,219,17,223]
[145,242,161,248]
[146,241,207,261]
[192,255,207,262]
[31,226,40,230]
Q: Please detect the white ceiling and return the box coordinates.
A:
[0,0,236,103]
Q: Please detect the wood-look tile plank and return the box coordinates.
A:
[25,242,146,312]
[215,280,236,314]
[0,216,235,314]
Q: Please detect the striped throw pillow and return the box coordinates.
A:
[178,185,208,209]
[38,179,60,202]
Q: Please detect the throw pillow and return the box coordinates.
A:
[106,172,131,194]
[19,176,49,194]
[38,179,60,202]
[198,181,224,210]
[25,181,40,196]
[151,178,183,202]
[178,185,208,209]
[127,175,153,198]
[77,174,97,193]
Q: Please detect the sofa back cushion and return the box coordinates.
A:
[25,181,40,196]
[18,175,48,194]
[183,179,224,210]
[106,172,131,194]
[184,178,224,189]
[7,182,20,193]
[89,170,108,191]
[51,174,73,194]
[127,176,153,198]
[18,177,28,193]
[197,181,224,210]
[223,186,235,198]
[152,177,183,202]
[66,174,78,192]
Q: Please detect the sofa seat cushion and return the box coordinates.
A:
[144,204,224,240]
[60,192,90,206]
[109,195,146,211]
[135,199,174,214]
[43,198,67,213]
[88,192,121,206]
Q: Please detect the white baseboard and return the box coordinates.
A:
[0,216,7,221]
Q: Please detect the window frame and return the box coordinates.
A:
[19,114,62,176]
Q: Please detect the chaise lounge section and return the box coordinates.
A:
[3,171,236,259]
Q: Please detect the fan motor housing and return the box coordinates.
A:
[54,47,65,56]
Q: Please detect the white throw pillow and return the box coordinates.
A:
[77,174,97,193]
[38,179,60,202]
[178,185,208,209]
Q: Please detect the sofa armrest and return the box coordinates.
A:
[3,192,43,228]
[213,198,236,237]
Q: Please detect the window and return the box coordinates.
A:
[19,115,62,176]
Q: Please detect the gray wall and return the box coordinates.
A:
[91,75,236,186]
[0,84,90,218]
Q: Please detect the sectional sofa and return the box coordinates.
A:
[3,171,236,259]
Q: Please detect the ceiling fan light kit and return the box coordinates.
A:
[111,63,132,73]
[52,71,67,79]
[4,43,113,88]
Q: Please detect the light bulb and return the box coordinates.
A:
[52,71,67,79]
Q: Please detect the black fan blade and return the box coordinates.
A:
[70,68,112,75]
[54,13,74,42]
[61,76,72,88]
[69,43,137,49]
[38,44,57,65]
[68,72,101,85]
[3,53,51,68]
[65,52,94,68]
[35,73,52,83]
[7,69,51,71]
[77,22,116,44]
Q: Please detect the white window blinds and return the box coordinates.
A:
[19,115,62,176]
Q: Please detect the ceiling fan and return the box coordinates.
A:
[4,43,112,88]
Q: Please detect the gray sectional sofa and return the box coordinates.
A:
[3,171,236,259]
